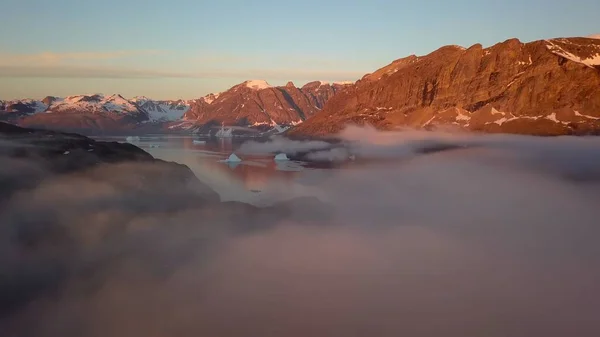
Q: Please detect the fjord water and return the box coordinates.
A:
[95,135,317,205]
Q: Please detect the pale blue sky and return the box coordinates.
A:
[1,0,598,99]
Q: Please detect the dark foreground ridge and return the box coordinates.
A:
[0,121,220,203]
[0,122,328,327]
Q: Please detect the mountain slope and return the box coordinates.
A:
[182,80,351,127]
[290,36,600,136]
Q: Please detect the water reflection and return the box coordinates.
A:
[93,134,316,204]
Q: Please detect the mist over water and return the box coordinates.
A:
[2,127,600,336]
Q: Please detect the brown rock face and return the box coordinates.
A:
[291,37,600,136]
[41,96,59,106]
[183,80,350,126]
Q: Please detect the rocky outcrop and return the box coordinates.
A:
[290,37,600,136]
[183,80,351,127]
[0,122,220,203]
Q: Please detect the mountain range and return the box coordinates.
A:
[0,80,351,135]
[2,35,600,136]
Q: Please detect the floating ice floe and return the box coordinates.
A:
[274,153,290,161]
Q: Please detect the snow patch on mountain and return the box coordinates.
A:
[131,96,152,104]
[545,39,600,68]
[244,80,272,90]
[201,92,221,104]
[574,111,600,120]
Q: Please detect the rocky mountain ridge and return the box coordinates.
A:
[290,36,600,136]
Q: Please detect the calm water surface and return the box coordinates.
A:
[93,134,332,205]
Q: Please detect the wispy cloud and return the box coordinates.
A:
[0,50,164,66]
[0,50,364,82]
[0,65,363,81]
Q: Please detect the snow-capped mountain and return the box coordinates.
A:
[2,79,352,133]
[2,94,144,115]
[49,94,142,114]
[1,94,161,132]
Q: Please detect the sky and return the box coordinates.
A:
[1,0,599,100]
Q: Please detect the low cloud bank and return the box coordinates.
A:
[2,127,600,336]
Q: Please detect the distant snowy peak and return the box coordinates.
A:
[50,94,140,113]
[5,94,195,123]
[307,80,354,87]
[63,94,103,104]
[103,94,137,111]
[244,80,272,90]
[131,96,153,104]
[333,81,355,85]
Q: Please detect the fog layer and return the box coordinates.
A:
[2,127,600,337]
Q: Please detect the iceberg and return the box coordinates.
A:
[225,153,242,163]
[274,153,290,161]
[215,123,233,138]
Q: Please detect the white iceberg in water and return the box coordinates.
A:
[225,153,242,163]
[274,153,290,161]
[215,123,233,138]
